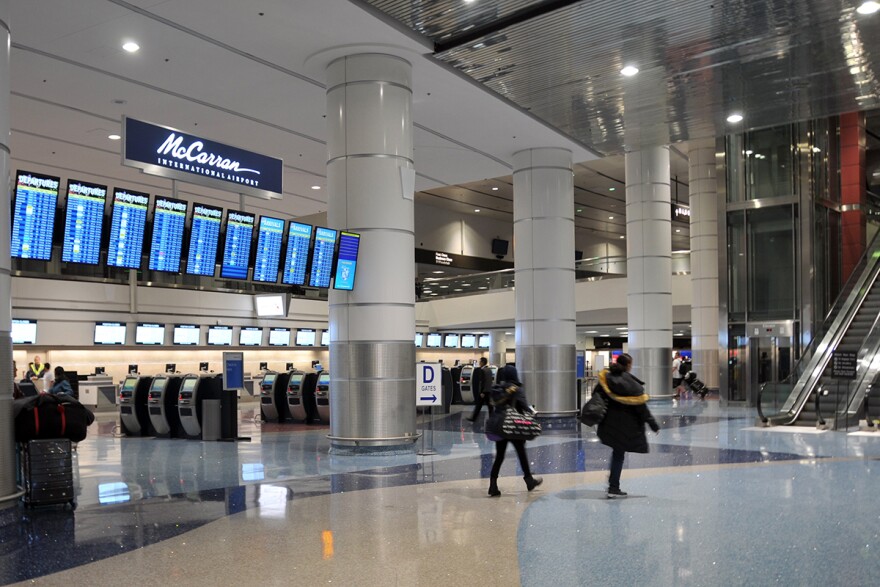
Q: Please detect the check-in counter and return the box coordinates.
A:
[79,375,117,412]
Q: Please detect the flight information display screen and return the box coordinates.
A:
[220,210,255,280]
[207,325,232,346]
[12,319,37,345]
[107,189,150,269]
[239,327,262,346]
[478,334,490,349]
[135,323,165,345]
[308,227,337,288]
[61,180,107,265]
[94,322,127,345]
[332,231,360,291]
[281,222,312,286]
[186,202,222,276]
[415,333,423,347]
[321,330,329,346]
[173,324,199,345]
[253,216,284,282]
[148,196,188,273]
[461,334,476,349]
[268,328,290,346]
[295,329,316,346]
[11,171,60,261]
[426,333,442,348]
[444,333,460,348]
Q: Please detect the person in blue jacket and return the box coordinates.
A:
[49,367,73,395]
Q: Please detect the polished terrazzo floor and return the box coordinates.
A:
[3,398,880,586]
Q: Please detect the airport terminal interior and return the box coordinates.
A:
[3,0,880,585]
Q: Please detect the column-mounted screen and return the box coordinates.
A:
[11,171,61,261]
[135,323,165,345]
[11,319,37,345]
[207,325,232,346]
[268,328,290,347]
[253,215,285,283]
[308,227,338,288]
[332,231,360,291]
[94,322,127,345]
[239,327,262,346]
[107,189,150,269]
[281,221,312,286]
[61,180,107,265]
[186,202,223,276]
[220,210,255,280]
[173,324,200,345]
[148,196,188,273]
[295,328,316,346]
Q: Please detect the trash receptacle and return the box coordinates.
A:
[202,399,221,441]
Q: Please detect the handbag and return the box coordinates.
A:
[501,406,542,440]
[578,390,607,427]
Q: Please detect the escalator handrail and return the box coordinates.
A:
[757,383,768,424]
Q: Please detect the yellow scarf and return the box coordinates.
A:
[598,369,650,405]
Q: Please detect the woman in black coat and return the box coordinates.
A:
[596,353,660,498]
[484,365,542,497]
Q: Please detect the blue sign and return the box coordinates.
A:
[11,171,60,261]
[107,189,149,269]
[123,117,283,198]
[61,180,106,265]
[222,352,244,390]
[333,231,360,291]
[576,351,586,379]
[252,216,285,283]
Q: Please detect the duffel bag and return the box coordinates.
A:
[14,393,95,442]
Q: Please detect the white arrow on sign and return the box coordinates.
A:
[416,362,442,407]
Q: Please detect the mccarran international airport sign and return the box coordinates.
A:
[122,117,283,199]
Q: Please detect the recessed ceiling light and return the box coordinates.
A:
[439,285,449,289]
[122,41,140,53]
[576,208,583,213]
[108,134,121,140]
[491,187,499,191]
[857,1,880,14]
[727,113,744,123]
[608,216,614,220]
[478,286,487,290]
[505,332,513,335]
[620,65,639,77]
[619,235,625,239]
[454,288,463,292]
[474,208,481,212]
[745,150,753,155]
[461,283,470,286]
[586,330,598,334]
[615,327,628,330]
[600,334,610,337]
[609,187,616,191]
[311,185,321,190]
[675,228,681,233]
[432,270,444,274]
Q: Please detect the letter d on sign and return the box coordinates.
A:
[422,365,434,383]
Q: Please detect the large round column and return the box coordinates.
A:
[325,54,416,453]
[512,148,576,416]
[0,2,16,503]
[625,146,673,398]
[688,138,720,390]
[489,330,506,367]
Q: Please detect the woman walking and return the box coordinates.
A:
[485,364,542,497]
[596,353,660,498]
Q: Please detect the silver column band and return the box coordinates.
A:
[518,344,577,416]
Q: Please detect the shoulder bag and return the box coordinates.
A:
[501,406,542,440]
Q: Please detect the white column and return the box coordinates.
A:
[325,54,416,453]
[513,148,576,415]
[625,146,673,398]
[0,2,15,500]
[489,330,506,367]
[688,138,720,389]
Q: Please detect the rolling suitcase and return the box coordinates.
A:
[20,439,76,508]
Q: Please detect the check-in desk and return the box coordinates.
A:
[79,375,118,412]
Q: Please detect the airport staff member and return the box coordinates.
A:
[26,356,47,382]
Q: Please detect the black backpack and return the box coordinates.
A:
[679,360,691,377]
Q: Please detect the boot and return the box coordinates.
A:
[524,476,543,491]
[488,480,501,497]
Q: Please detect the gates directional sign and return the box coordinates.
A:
[417,362,442,407]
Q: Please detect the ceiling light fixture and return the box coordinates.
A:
[675,228,681,233]
[122,41,140,53]
[474,208,481,212]
[491,187,499,191]
[609,187,616,191]
[108,134,121,140]
[620,65,639,77]
[857,1,880,14]
[608,216,614,220]
[576,208,583,213]
[727,113,744,123]
[619,235,625,239]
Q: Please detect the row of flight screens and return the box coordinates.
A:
[12,320,491,349]
[10,171,360,290]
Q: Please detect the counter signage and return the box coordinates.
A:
[123,117,283,198]
[417,363,442,406]
[222,352,244,391]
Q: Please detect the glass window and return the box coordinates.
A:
[747,206,795,319]
[727,211,747,320]
[743,126,794,200]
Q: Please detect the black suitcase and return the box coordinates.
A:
[20,439,76,508]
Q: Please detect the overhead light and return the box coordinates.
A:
[576,208,583,213]
[461,283,471,286]
[675,229,681,233]
[311,185,321,190]
[505,332,513,335]
[478,286,487,290]
[608,216,614,220]
[586,330,598,334]
[108,134,121,141]
[439,285,449,289]
[745,149,753,155]
[122,41,140,53]
[727,113,744,123]
[600,334,610,337]
[615,327,628,330]
[609,187,616,191]
[620,65,639,77]
[474,208,481,212]
[454,288,463,292]
[432,270,444,274]
[619,235,625,239]
[857,1,880,14]
[491,187,499,191]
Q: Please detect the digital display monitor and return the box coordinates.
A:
[181,378,197,392]
[461,334,476,349]
[268,328,290,347]
[478,334,490,349]
[61,180,107,265]
[11,319,37,345]
[107,189,150,269]
[11,171,60,261]
[148,196,188,273]
[94,322,127,345]
[254,293,289,317]
[253,216,285,282]
[186,202,222,276]
[220,210,255,280]
[239,327,262,346]
[263,373,276,385]
[150,377,166,392]
[173,324,199,345]
[333,231,360,291]
[207,325,232,346]
[282,222,312,285]
[121,377,138,392]
[426,333,442,348]
[295,328,316,346]
[135,323,165,345]
[444,333,460,348]
[308,227,338,288]
[321,330,329,346]
[415,333,423,348]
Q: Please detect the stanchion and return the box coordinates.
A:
[418,406,437,456]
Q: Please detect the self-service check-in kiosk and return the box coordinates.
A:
[286,371,307,421]
[119,375,154,436]
[315,371,331,422]
[178,373,222,438]
[147,375,184,437]
[259,371,292,422]
[459,364,477,403]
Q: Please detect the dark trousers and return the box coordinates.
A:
[609,448,626,489]
[490,439,532,485]
[470,392,494,419]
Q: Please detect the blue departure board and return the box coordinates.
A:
[107,189,149,269]
[61,180,107,265]
[252,215,284,282]
[220,210,255,280]
[186,202,222,276]
[11,171,60,260]
[332,231,361,291]
[148,196,188,273]
[308,227,338,288]
[282,222,313,286]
